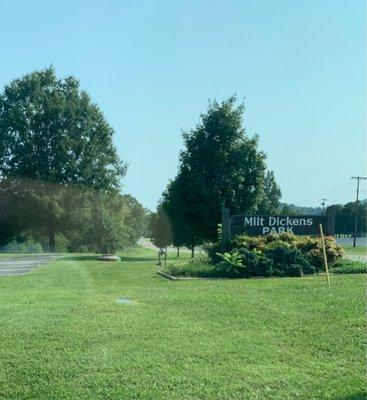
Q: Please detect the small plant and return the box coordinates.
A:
[218,251,242,267]
[216,251,249,278]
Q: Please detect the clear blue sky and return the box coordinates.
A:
[1,0,365,210]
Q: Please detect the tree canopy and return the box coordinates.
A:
[148,207,172,249]
[0,68,131,252]
[160,96,279,246]
[0,67,125,188]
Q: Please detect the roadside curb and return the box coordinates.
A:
[156,271,180,280]
[156,271,227,281]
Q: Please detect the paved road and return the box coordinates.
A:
[138,238,202,255]
[0,255,61,276]
[346,254,367,263]
[335,237,366,263]
[335,237,366,247]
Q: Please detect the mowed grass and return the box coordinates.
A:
[343,246,366,256]
[0,248,365,400]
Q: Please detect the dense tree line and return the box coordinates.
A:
[279,201,366,236]
[334,202,366,236]
[0,68,146,253]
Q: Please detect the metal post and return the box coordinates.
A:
[221,207,231,251]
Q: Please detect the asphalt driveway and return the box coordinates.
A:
[0,255,61,276]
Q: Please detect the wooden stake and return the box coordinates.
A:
[319,223,331,289]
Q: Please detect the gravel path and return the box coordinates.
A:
[0,255,61,276]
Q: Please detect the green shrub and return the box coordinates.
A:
[0,240,26,253]
[26,241,43,253]
[75,245,90,253]
[203,242,228,264]
[231,233,344,270]
[0,239,44,254]
[331,259,366,274]
[163,258,218,278]
[204,232,342,278]
[212,261,242,278]
[264,242,313,276]
[284,264,304,277]
[236,248,273,277]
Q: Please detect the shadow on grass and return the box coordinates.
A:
[338,393,366,400]
[121,256,157,262]
[61,255,100,262]
[60,254,180,263]
[62,255,158,263]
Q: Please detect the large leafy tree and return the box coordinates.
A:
[0,68,126,251]
[163,96,267,243]
[257,171,282,214]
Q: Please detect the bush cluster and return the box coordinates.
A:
[331,259,366,274]
[164,257,220,278]
[204,232,344,278]
[0,239,44,254]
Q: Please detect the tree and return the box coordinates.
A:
[163,96,267,244]
[86,191,129,254]
[257,171,282,214]
[121,194,147,246]
[0,186,20,246]
[0,68,126,251]
[161,169,203,257]
[149,207,172,249]
[335,201,366,236]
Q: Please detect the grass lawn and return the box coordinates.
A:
[0,247,365,400]
[342,246,366,256]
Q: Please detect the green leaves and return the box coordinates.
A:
[0,68,127,251]
[162,95,273,245]
[0,67,126,188]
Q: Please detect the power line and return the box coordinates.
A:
[294,177,366,206]
[297,183,355,205]
[293,179,353,204]
[324,185,356,201]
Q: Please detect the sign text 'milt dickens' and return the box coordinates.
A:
[230,215,324,236]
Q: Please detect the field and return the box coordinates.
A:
[342,246,366,256]
[0,247,365,400]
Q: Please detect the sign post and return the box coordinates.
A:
[319,223,331,289]
[221,207,231,250]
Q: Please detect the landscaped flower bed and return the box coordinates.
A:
[163,233,345,278]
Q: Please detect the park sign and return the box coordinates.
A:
[221,206,336,241]
[230,215,324,236]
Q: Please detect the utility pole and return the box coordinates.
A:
[351,177,367,247]
[321,198,327,216]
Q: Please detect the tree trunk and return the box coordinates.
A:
[191,246,195,258]
[48,221,56,253]
[177,246,180,258]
